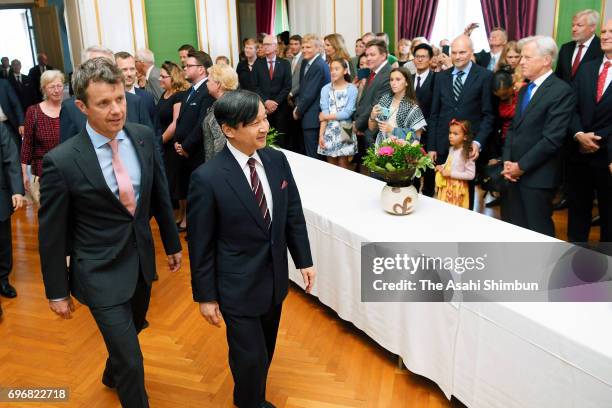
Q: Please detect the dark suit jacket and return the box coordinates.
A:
[38,123,181,307]
[28,64,53,101]
[429,64,495,156]
[354,62,392,140]
[252,57,292,105]
[296,56,331,129]
[187,146,313,316]
[60,92,154,143]
[413,70,436,148]
[475,50,491,69]
[0,122,24,222]
[174,80,214,166]
[569,58,612,168]
[0,79,25,131]
[236,59,256,92]
[0,68,10,80]
[134,87,156,123]
[502,74,576,189]
[555,36,603,83]
[8,73,37,111]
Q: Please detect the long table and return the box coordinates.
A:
[282,149,612,408]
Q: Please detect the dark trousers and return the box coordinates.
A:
[504,182,556,237]
[0,217,11,283]
[224,302,283,408]
[287,116,304,154]
[267,102,290,149]
[302,128,320,159]
[421,167,436,197]
[90,274,151,408]
[567,162,611,243]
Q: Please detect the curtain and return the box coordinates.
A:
[398,0,440,40]
[256,0,276,35]
[480,0,538,41]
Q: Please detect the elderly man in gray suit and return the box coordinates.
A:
[135,49,163,103]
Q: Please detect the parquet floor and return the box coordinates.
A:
[0,188,599,407]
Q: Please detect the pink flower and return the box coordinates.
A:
[378,146,395,156]
[396,138,407,146]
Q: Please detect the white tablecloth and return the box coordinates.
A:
[282,149,612,408]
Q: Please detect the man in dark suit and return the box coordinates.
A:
[412,43,437,196]
[174,50,214,168]
[0,122,24,301]
[502,36,576,237]
[429,35,495,209]
[0,78,25,149]
[253,34,292,149]
[236,38,259,92]
[135,49,163,103]
[567,19,612,244]
[28,52,54,103]
[293,34,330,158]
[187,90,315,408]
[8,59,37,111]
[287,35,304,154]
[555,9,603,83]
[0,57,10,80]
[60,47,154,143]
[39,58,182,408]
[115,52,156,122]
[475,27,507,71]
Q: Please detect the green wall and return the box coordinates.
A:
[554,0,603,46]
[382,0,396,54]
[145,0,198,65]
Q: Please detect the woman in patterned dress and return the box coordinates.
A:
[317,58,358,169]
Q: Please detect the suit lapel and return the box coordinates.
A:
[457,66,479,105]
[72,129,133,216]
[258,149,282,230]
[516,75,554,127]
[221,147,268,234]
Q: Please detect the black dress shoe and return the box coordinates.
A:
[261,401,276,408]
[485,197,502,208]
[0,282,17,298]
[142,320,149,329]
[102,372,116,388]
[592,215,601,226]
[553,198,568,211]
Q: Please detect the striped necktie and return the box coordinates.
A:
[247,158,271,229]
[453,71,465,101]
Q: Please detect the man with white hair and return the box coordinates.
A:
[475,27,508,71]
[60,46,154,143]
[135,48,163,103]
[501,36,575,237]
[556,9,603,83]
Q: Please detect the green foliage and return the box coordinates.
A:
[267,127,280,147]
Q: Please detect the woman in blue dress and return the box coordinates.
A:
[317,58,358,169]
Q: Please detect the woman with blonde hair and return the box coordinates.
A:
[20,69,64,205]
[203,64,239,162]
[397,38,413,67]
[324,33,352,78]
[156,60,190,227]
[496,41,524,88]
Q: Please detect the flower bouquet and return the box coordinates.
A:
[363,136,434,215]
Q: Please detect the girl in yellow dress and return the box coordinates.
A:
[435,119,476,208]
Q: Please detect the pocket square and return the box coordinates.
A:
[281,180,288,189]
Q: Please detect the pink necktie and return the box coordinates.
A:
[108,139,136,215]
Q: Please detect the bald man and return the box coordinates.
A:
[429,35,495,209]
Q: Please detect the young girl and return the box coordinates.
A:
[435,119,476,208]
[318,58,358,168]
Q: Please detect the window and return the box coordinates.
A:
[0,8,37,72]
[429,0,489,53]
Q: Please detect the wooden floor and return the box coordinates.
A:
[0,189,600,407]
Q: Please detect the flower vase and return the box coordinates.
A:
[380,183,418,215]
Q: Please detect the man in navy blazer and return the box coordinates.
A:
[555,10,603,83]
[502,36,576,237]
[567,19,612,244]
[429,35,495,208]
[187,90,315,407]
[253,34,292,149]
[293,34,330,158]
[115,52,156,123]
[0,78,24,148]
[60,47,154,143]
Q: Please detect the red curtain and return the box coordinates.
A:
[480,0,538,41]
[398,0,440,40]
[256,0,276,35]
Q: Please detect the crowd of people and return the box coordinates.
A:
[0,7,610,406]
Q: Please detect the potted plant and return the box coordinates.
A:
[363,135,434,215]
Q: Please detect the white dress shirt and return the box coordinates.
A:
[572,35,595,65]
[227,141,273,220]
[414,69,430,90]
[529,69,554,99]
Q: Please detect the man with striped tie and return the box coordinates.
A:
[187,90,315,408]
[502,36,575,237]
[429,34,495,209]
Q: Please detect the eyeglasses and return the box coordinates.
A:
[45,84,63,90]
[414,54,430,60]
[159,74,171,79]
[184,64,202,69]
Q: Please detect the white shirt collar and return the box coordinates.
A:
[126,86,136,94]
[531,69,554,88]
[266,56,276,64]
[306,53,319,65]
[417,69,430,81]
[578,35,595,48]
[374,60,388,75]
[226,141,263,169]
[192,76,207,91]
[145,65,154,80]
